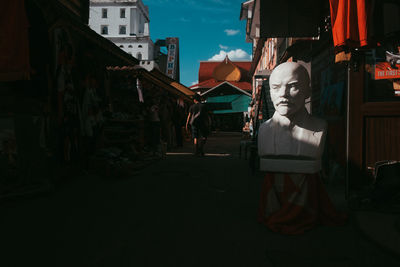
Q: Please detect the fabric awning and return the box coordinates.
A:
[259,0,321,38]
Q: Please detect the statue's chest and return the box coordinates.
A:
[273,127,322,157]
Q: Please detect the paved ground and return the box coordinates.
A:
[1,132,400,266]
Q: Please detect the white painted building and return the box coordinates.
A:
[89,0,155,62]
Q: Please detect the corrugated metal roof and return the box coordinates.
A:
[106,66,193,102]
[150,69,195,96]
[190,79,252,92]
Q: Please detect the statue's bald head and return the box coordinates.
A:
[270,62,310,95]
[269,62,311,117]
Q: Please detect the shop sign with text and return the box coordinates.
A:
[375,62,400,80]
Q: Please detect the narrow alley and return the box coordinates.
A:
[2,1,400,266]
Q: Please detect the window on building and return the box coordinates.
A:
[102,8,107,18]
[137,53,142,60]
[119,45,124,48]
[101,25,108,35]
[119,25,126,35]
[120,8,126,18]
[138,45,143,48]
[128,45,133,48]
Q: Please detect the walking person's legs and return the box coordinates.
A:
[198,124,209,156]
[199,136,207,156]
[194,137,199,155]
[191,125,200,155]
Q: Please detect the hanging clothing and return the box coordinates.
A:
[81,86,102,137]
[0,0,30,81]
[329,0,370,49]
[136,78,144,103]
[258,172,347,235]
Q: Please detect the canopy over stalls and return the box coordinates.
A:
[106,66,193,103]
[150,69,195,97]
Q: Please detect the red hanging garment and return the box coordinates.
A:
[329,0,370,49]
[0,0,30,81]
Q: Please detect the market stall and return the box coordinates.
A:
[92,66,192,178]
[0,0,138,197]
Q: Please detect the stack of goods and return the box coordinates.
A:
[91,111,149,178]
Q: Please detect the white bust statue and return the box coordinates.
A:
[258,62,327,173]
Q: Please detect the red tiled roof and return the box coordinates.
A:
[198,61,252,83]
[190,79,252,91]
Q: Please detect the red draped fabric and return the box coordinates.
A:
[0,0,30,81]
[258,172,347,235]
[329,0,370,49]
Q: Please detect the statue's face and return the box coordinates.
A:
[269,63,310,117]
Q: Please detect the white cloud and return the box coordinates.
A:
[208,49,251,61]
[219,44,228,50]
[191,80,199,86]
[224,29,240,36]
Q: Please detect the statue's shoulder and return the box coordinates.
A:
[259,118,275,133]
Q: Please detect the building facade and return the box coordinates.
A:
[89,0,154,61]
[240,0,400,194]
[190,56,252,131]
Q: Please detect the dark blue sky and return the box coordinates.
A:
[145,0,252,86]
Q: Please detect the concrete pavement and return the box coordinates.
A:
[1,132,399,266]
